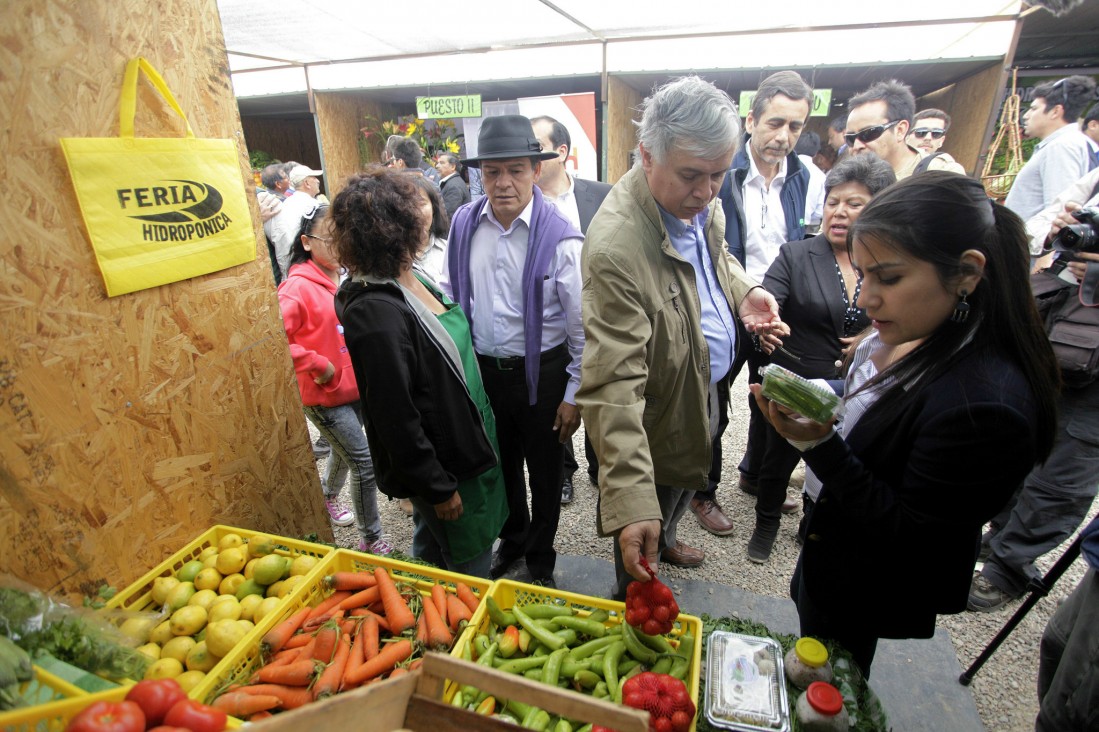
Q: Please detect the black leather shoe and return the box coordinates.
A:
[490,552,520,580]
[561,475,574,504]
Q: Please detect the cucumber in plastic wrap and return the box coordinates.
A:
[759,364,842,424]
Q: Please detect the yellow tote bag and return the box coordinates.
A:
[60,57,256,297]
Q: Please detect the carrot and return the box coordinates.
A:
[342,639,414,687]
[261,606,311,656]
[389,667,409,678]
[338,585,381,611]
[249,711,274,722]
[283,633,313,650]
[325,571,377,591]
[421,589,454,650]
[212,691,282,717]
[415,611,428,644]
[349,607,391,633]
[374,567,416,634]
[314,632,353,700]
[362,614,380,661]
[446,593,472,633]
[254,659,319,687]
[313,612,344,664]
[431,585,449,628]
[307,591,353,621]
[341,621,367,691]
[456,582,480,614]
[408,658,423,671]
[235,684,314,709]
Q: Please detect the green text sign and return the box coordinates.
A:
[416,95,482,119]
[738,89,833,117]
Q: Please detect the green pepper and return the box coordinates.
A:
[591,681,609,699]
[669,632,694,680]
[760,363,841,423]
[635,629,674,654]
[559,658,590,679]
[553,628,578,647]
[524,668,544,680]
[550,616,607,638]
[577,725,594,732]
[514,605,567,651]
[451,691,465,708]
[463,641,499,700]
[497,655,550,674]
[574,669,600,690]
[617,658,640,676]
[472,633,491,659]
[567,635,618,660]
[505,699,534,719]
[588,609,610,624]
[541,648,569,686]
[523,709,552,731]
[487,597,517,627]
[553,719,573,732]
[651,656,674,675]
[520,603,575,619]
[621,623,659,665]
[602,640,626,699]
[519,628,533,653]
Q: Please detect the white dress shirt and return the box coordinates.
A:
[541,175,582,232]
[743,155,792,281]
[440,197,585,403]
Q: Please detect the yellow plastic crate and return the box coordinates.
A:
[203,548,492,708]
[101,525,333,703]
[455,578,704,731]
[0,683,240,731]
[0,666,87,731]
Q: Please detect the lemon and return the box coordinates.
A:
[243,558,257,580]
[175,670,206,694]
[218,533,244,551]
[188,589,219,611]
[176,559,205,583]
[161,636,197,663]
[218,573,246,596]
[236,619,255,634]
[136,642,161,661]
[208,599,242,623]
[216,547,246,575]
[185,641,218,672]
[169,605,208,637]
[145,657,184,680]
[202,554,219,570]
[199,546,219,560]
[235,578,266,601]
[253,596,282,624]
[265,580,284,598]
[253,555,288,586]
[205,619,248,658]
[119,616,157,644]
[193,567,223,592]
[289,555,319,577]
[149,620,174,646]
[278,575,305,598]
[238,594,263,622]
[164,582,196,612]
[248,534,277,557]
[151,576,180,606]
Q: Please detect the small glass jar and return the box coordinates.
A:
[784,637,833,690]
[796,681,849,731]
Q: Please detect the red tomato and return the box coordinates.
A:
[147,727,192,732]
[124,679,187,726]
[66,701,145,732]
[163,699,228,732]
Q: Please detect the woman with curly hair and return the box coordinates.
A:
[332,169,507,577]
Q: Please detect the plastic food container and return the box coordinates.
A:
[704,631,790,732]
[784,637,833,690]
[795,681,850,731]
[759,364,842,424]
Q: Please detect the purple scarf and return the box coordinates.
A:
[447,186,580,405]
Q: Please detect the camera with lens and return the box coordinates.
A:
[1051,207,1099,254]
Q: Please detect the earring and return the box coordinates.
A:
[950,290,970,323]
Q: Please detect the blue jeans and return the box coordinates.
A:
[302,401,383,544]
[409,496,493,579]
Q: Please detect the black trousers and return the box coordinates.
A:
[562,432,599,481]
[479,347,570,579]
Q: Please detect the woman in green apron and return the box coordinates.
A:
[331,169,508,578]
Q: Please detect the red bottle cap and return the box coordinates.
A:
[806,681,844,716]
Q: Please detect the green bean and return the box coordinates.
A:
[487,597,517,627]
[497,655,549,674]
[636,629,674,654]
[588,609,610,623]
[520,603,576,619]
[621,623,658,665]
[550,616,607,638]
[559,658,590,679]
[541,648,569,686]
[532,645,549,657]
[463,641,498,700]
[553,719,573,732]
[524,709,552,731]
[524,668,544,680]
[574,669,600,689]
[553,628,578,647]
[651,656,674,675]
[602,640,625,699]
[505,699,534,719]
[567,635,618,660]
[670,632,694,680]
[514,605,567,651]
[591,681,608,699]
[617,658,640,676]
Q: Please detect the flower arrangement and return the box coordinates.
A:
[361,113,462,166]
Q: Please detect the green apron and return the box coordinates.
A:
[431,289,509,564]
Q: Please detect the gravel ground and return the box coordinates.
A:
[313,370,1095,731]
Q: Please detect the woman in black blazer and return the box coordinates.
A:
[752,172,1060,677]
[747,154,896,563]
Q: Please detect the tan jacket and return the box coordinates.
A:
[578,166,758,535]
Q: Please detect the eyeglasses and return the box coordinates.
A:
[304,234,333,245]
[910,128,946,140]
[844,120,901,147]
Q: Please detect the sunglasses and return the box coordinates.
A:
[910,128,946,140]
[844,120,901,147]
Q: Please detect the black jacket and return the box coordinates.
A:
[334,278,496,503]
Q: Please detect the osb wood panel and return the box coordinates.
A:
[607,77,642,184]
[315,92,399,195]
[917,63,1003,175]
[240,116,321,170]
[0,0,329,602]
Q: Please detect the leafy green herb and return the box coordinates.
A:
[17,616,148,681]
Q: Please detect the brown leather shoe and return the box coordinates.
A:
[781,494,800,514]
[738,476,759,497]
[661,541,705,567]
[690,497,735,536]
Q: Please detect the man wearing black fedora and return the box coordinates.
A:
[440,115,585,587]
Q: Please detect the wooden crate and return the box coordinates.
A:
[246,652,650,732]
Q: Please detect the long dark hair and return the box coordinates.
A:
[849,172,1059,460]
[289,203,329,268]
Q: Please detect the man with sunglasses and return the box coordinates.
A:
[1005,75,1097,221]
[907,109,950,155]
[844,80,964,181]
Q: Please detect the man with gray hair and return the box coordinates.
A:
[578,76,786,595]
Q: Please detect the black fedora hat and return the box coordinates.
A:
[460,115,560,169]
